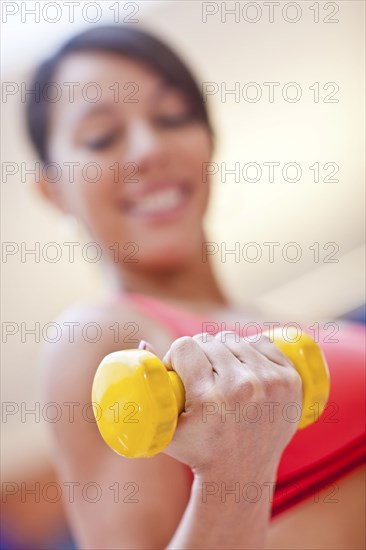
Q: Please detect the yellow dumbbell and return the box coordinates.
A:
[92,329,330,458]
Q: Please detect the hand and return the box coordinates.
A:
[151,332,302,480]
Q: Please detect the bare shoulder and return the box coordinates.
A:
[41,297,174,398]
[266,465,366,550]
[40,296,175,457]
[40,298,190,549]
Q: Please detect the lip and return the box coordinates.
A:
[117,181,193,223]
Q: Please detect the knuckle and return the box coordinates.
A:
[276,349,293,367]
[214,331,235,344]
[261,367,296,395]
[275,367,302,391]
[192,332,214,344]
[260,333,272,344]
[261,371,282,394]
[260,338,293,366]
[238,339,253,352]
[171,336,195,356]
[236,374,260,400]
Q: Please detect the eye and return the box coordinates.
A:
[83,129,121,151]
[154,112,195,129]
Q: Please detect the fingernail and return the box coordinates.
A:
[138,340,147,350]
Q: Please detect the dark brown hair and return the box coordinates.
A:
[25,25,213,163]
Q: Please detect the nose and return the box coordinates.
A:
[123,119,168,174]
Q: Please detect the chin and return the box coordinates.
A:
[136,242,197,273]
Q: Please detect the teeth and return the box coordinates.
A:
[132,188,183,215]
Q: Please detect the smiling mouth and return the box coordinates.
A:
[121,183,193,221]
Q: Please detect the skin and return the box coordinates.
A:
[38,52,365,549]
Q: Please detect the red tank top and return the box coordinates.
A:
[116,292,366,518]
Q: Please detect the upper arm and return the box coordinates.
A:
[41,301,191,549]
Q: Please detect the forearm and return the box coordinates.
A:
[166,467,277,550]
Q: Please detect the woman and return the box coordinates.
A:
[26,26,365,549]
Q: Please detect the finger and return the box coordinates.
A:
[214,331,292,368]
[163,337,215,398]
[250,334,294,367]
[191,333,243,380]
[213,331,267,366]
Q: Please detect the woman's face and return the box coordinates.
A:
[44,51,212,271]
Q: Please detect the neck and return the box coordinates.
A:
[103,248,227,312]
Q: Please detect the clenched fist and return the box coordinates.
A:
[158,332,303,479]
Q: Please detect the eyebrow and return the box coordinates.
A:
[74,81,184,124]
[74,103,117,124]
[151,81,180,99]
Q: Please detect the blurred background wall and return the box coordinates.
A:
[1,1,365,548]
